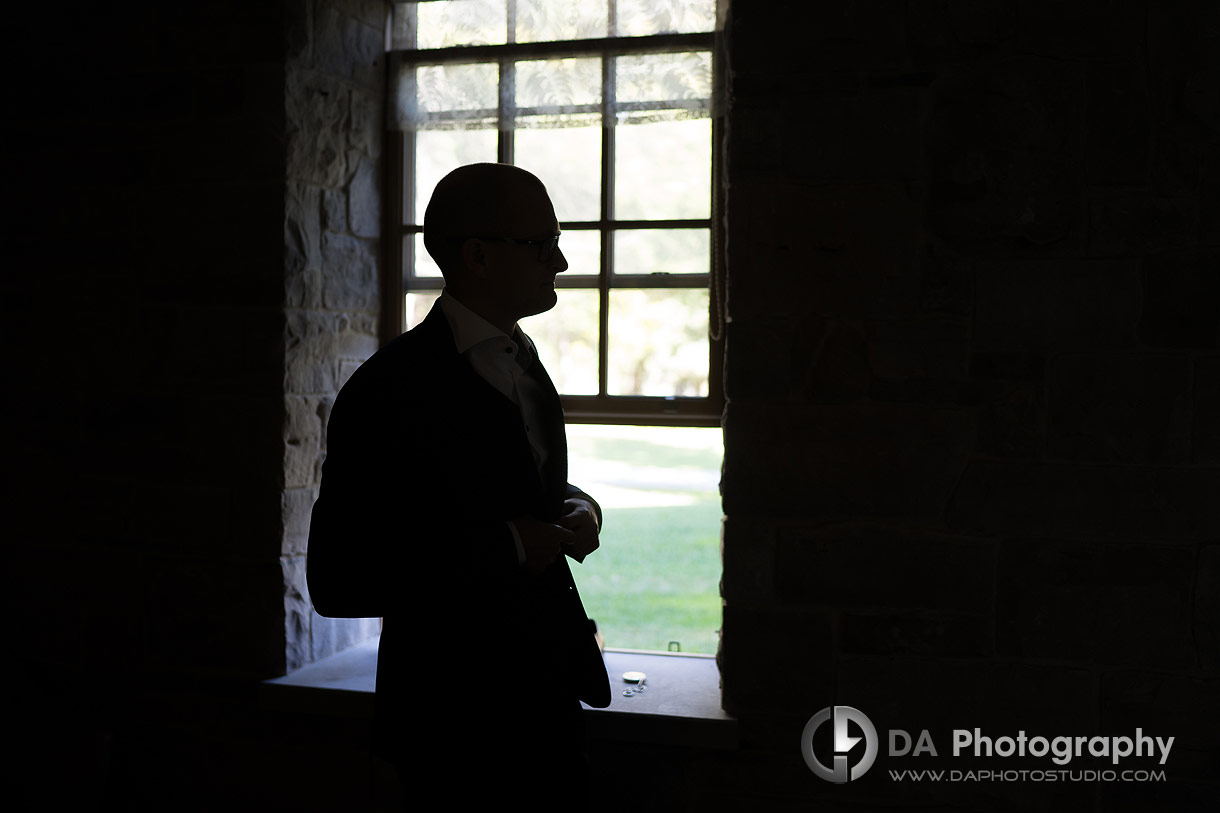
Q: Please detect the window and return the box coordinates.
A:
[385,0,725,651]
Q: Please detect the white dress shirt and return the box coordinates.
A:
[437,289,551,564]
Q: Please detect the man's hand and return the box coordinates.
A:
[512,515,575,574]
[558,498,600,563]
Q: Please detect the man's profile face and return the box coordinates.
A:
[480,183,568,322]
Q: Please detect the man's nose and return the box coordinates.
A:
[551,246,569,273]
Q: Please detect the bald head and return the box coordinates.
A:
[423,163,556,280]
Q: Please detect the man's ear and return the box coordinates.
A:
[459,237,490,280]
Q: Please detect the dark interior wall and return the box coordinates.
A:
[5,1,1216,810]
[718,1,1218,809]
[9,2,291,683]
[8,1,387,808]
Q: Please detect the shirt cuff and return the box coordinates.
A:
[506,520,526,566]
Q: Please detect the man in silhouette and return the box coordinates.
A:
[307,163,610,808]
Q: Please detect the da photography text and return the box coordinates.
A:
[801,706,1174,784]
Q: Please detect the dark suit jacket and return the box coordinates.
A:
[306,303,611,760]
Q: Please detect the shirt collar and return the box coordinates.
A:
[438,289,512,354]
[438,289,533,365]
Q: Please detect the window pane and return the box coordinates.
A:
[516,124,602,222]
[520,289,600,395]
[556,229,599,277]
[413,233,443,278]
[415,0,507,48]
[405,291,442,330]
[567,423,722,654]
[614,229,708,275]
[516,0,609,44]
[614,118,711,220]
[616,52,712,105]
[517,58,601,109]
[608,288,709,396]
[413,129,498,222]
[417,63,499,114]
[615,0,716,37]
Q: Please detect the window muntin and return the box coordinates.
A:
[391,0,721,426]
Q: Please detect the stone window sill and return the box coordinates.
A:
[261,636,737,749]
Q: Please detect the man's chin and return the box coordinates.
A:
[527,290,559,317]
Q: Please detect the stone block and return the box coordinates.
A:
[725,317,869,401]
[320,232,379,310]
[918,250,974,317]
[725,104,781,175]
[1193,355,1220,463]
[975,378,1044,459]
[285,69,350,187]
[285,309,378,394]
[1085,60,1151,185]
[727,182,923,321]
[285,265,323,310]
[997,538,1196,668]
[719,516,775,604]
[840,610,992,657]
[281,487,318,555]
[1197,544,1220,670]
[968,350,1046,382]
[1101,671,1220,785]
[1046,353,1192,464]
[783,88,922,182]
[907,0,1016,66]
[925,56,1086,253]
[348,155,380,238]
[284,186,324,306]
[719,605,834,718]
[837,655,1095,741]
[974,259,1143,352]
[321,186,347,232]
[1088,190,1197,258]
[282,554,311,672]
[1015,0,1146,60]
[775,522,995,612]
[1139,252,1220,350]
[948,461,1220,541]
[722,401,975,523]
[284,394,327,489]
[313,0,385,89]
[350,86,383,158]
[865,319,971,381]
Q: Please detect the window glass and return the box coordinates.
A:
[553,229,599,277]
[520,289,600,395]
[568,423,722,654]
[614,119,711,220]
[614,229,708,275]
[412,128,497,221]
[416,0,507,48]
[608,288,709,396]
[615,0,716,37]
[516,0,609,42]
[405,290,442,329]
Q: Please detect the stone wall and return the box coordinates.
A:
[281,0,385,672]
[718,1,1218,808]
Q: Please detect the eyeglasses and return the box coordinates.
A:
[456,233,562,263]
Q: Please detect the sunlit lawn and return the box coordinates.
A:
[566,424,723,655]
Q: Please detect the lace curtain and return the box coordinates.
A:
[388,0,721,132]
